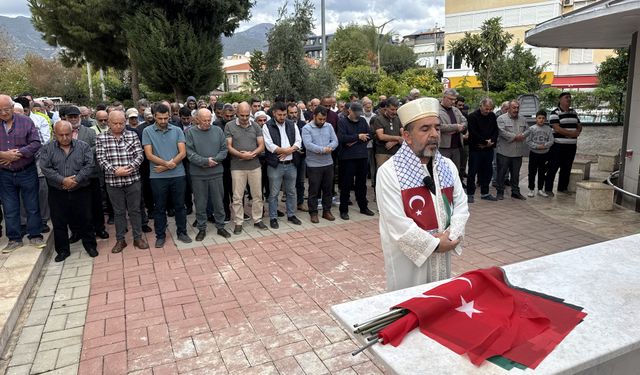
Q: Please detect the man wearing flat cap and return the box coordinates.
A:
[376,97,470,291]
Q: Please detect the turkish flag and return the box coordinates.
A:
[378,267,586,368]
[401,186,438,231]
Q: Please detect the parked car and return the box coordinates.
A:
[517,94,541,126]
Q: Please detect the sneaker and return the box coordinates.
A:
[527,190,535,197]
[538,190,549,197]
[467,195,474,203]
[287,216,302,225]
[29,237,46,249]
[177,233,192,243]
[270,219,279,229]
[481,194,498,201]
[196,230,206,241]
[2,241,23,253]
[224,216,231,224]
[234,225,243,235]
[154,238,165,248]
[254,221,268,230]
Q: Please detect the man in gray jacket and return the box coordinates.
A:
[186,108,230,240]
[496,100,529,200]
[438,88,467,178]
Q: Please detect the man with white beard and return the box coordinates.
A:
[376,97,469,291]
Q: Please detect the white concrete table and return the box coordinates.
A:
[332,234,640,375]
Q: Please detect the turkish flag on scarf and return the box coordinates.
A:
[378,267,586,368]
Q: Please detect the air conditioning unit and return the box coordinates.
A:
[563,0,574,7]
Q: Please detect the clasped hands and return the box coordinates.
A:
[0,149,23,165]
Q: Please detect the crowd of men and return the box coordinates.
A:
[0,88,580,262]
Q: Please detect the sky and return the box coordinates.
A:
[0,0,444,37]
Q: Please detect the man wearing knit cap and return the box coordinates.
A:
[376,97,470,291]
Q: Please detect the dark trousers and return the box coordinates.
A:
[259,157,270,201]
[222,157,232,219]
[496,154,522,195]
[296,157,306,206]
[0,163,41,241]
[141,160,154,217]
[183,160,193,210]
[467,149,494,196]
[49,186,96,255]
[338,158,368,213]
[528,152,549,190]
[89,178,105,233]
[151,176,187,239]
[307,164,334,214]
[545,143,577,192]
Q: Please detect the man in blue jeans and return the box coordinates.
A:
[262,101,303,229]
[142,104,192,248]
[0,94,44,252]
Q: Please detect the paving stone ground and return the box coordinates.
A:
[3,161,639,374]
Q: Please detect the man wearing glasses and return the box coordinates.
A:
[92,110,110,135]
[438,88,467,178]
[0,94,45,252]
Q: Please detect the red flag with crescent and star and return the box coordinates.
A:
[378,267,586,369]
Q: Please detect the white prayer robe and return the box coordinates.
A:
[376,155,469,291]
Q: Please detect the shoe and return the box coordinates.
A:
[288,216,302,225]
[186,206,193,215]
[54,252,70,262]
[86,248,99,257]
[196,230,206,241]
[310,213,319,223]
[511,193,527,200]
[558,190,570,195]
[133,238,149,249]
[177,233,192,243]
[41,224,50,233]
[270,219,279,229]
[467,195,474,203]
[527,190,535,197]
[340,212,349,220]
[142,225,153,233]
[192,219,198,227]
[254,221,268,230]
[322,211,335,221]
[504,179,511,187]
[243,213,250,221]
[538,190,549,197]
[546,191,555,197]
[30,237,46,249]
[360,208,375,216]
[154,238,165,248]
[297,204,308,212]
[69,233,80,244]
[167,209,175,217]
[217,228,231,239]
[234,225,243,235]
[224,216,231,224]
[496,192,504,200]
[481,194,498,201]
[111,240,127,253]
[277,210,285,217]
[97,230,110,239]
[2,241,23,253]
[107,216,114,225]
[207,215,216,224]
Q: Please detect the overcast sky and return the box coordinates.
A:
[0,0,444,37]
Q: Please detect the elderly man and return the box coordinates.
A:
[438,88,467,177]
[186,109,230,240]
[142,104,192,247]
[96,111,148,253]
[92,110,109,135]
[0,95,44,252]
[40,121,97,262]
[372,97,403,168]
[467,98,499,203]
[376,97,469,291]
[225,102,267,234]
[496,100,529,200]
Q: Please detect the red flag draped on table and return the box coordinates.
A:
[378,267,586,369]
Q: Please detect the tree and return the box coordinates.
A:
[380,44,417,76]
[448,17,513,92]
[490,43,547,92]
[249,50,267,95]
[307,65,338,99]
[597,48,629,87]
[124,8,224,102]
[399,68,442,97]
[342,65,380,98]
[327,24,369,77]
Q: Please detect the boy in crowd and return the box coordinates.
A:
[526,110,554,197]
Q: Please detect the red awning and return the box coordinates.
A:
[551,75,599,88]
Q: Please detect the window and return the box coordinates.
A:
[446,54,462,70]
[231,74,239,84]
[569,49,593,64]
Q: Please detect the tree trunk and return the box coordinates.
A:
[129,47,140,103]
[174,86,183,103]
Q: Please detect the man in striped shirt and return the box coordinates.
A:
[96,111,149,253]
[544,92,582,196]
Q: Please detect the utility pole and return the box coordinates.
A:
[86,62,93,101]
[321,0,326,65]
[99,68,107,102]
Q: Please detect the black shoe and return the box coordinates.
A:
[481,194,498,201]
[511,193,527,200]
[243,213,250,221]
[155,238,166,248]
[186,206,193,215]
[167,209,175,217]
[207,215,216,224]
[254,221,268,230]
[54,252,70,262]
[217,228,231,239]
[96,230,110,239]
[347,201,353,206]
[142,225,153,233]
[41,224,50,233]
[360,208,375,216]
[287,216,302,225]
[504,179,511,187]
[69,233,80,244]
[86,248,99,257]
[277,210,285,218]
[224,216,231,224]
[107,216,114,225]
[233,225,243,235]
[496,192,504,200]
[270,219,279,229]
[192,219,198,227]
[340,212,350,220]
[196,230,206,241]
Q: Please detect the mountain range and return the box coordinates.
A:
[0,15,272,60]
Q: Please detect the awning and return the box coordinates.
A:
[551,75,599,88]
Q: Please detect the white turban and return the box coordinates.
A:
[397,97,440,127]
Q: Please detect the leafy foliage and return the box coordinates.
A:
[342,66,380,98]
[327,24,370,77]
[380,43,416,76]
[307,65,338,99]
[597,48,629,87]
[219,92,251,104]
[491,42,547,92]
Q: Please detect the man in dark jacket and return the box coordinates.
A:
[466,98,499,203]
